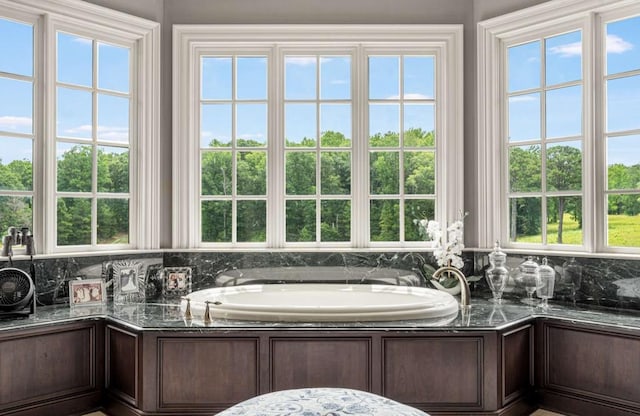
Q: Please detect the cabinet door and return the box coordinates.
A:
[538,321,640,416]
[0,322,100,414]
[382,336,484,411]
[157,337,259,411]
[270,337,371,391]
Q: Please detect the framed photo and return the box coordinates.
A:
[69,279,106,307]
[112,260,145,304]
[162,267,192,297]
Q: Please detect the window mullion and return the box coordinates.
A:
[268,46,285,248]
[352,46,368,247]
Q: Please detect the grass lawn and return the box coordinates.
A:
[516,214,640,246]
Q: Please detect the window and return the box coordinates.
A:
[0,0,160,254]
[0,16,35,251]
[478,0,640,253]
[174,25,463,249]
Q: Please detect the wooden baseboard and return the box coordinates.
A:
[540,390,640,416]
[0,391,102,416]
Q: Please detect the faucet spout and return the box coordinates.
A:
[432,265,471,309]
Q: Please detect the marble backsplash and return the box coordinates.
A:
[2,250,640,312]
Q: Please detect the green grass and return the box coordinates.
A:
[516,214,640,246]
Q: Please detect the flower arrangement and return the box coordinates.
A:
[416,211,468,269]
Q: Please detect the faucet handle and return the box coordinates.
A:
[181,297,192,320]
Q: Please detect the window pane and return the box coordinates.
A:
[545,31,582,86]
[237,57,266,100]
[369,104,399,147]
[201,200,232,242]
[320,56,350,100]
[321,152,350,195]
[0,197,32,240]
[369,56,399,99]
[237,151,266,195]
[98,94,129,143]
[370,199,399,241]
[0,19,32,76]
[286,200,315,242]
[57,143,92,192]
[607,194,640,247]
[237,200,266,242]
[404,56,434,99]
[201,104,231,147]
[285,56,316,100]
[508,197,542,243]
[404,151,435,194]
[57,197,91,245]
[405,199,435,241]
[370,152,399,195]
[404,104,434,146]
[546,86,582,138]
[57,87,92,139]
[57,32,92,87]
[0,77,32,135]
[508,41,540,92]
[508,93,540,142]
[607,75,640,132]
[607,135,640,190]
[98,42,130,93]
[606,16,640,75]
[320,104,351,147]
[547,141,582,191]
[97,198,129,244]
[547,196,582,245]
[509,145,541,192]
[286,152,315,195]
[0,137,32,191]
[201,57,231,100]
[98,146,129,193]
[321,200,350,242]
[237,103,266,147]
[201,152,232,195]
[285,103,316,146]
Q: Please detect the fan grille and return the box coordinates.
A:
[0,268,34,307]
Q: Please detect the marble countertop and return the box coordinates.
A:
[1,297,639,333]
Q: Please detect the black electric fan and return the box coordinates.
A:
[0,267,35,318]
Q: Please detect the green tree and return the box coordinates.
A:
[546,145,582,243]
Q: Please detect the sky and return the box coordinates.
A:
[508,16,640,167]
[0,15,638,168]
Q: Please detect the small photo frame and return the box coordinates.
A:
[69,279,106,307]
[112,260,145,304]
[162,267,192,297]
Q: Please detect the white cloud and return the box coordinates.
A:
[62,125,129,141]
[0,116,32,129]
[286,57,317,66]
[385,93,431,100]
[509,95,537,103]
[607,34,634,54]
[548,41,582,57]
[330,79,348,85]
[238,133,265,141]
[72,36,92,45]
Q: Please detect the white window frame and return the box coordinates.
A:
[0,0,160,254]
[173,25,463,249]
[478,0,640,255]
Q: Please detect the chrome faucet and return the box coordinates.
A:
[432,264,471,309]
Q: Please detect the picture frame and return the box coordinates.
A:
[161,267,192,297]
[112,260,145,304]
[69,279,106,307]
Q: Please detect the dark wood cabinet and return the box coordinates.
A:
[536,319,640,416]
[103,326,534,416]
[0,321,104,416]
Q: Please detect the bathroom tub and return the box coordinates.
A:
[180,283,459,323]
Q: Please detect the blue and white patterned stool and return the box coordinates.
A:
[216,387,430,415]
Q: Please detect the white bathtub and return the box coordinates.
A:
[180,283,459,323]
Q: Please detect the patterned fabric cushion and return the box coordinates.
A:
[216,387,430,416]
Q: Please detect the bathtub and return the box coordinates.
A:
[180,283,459,323]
